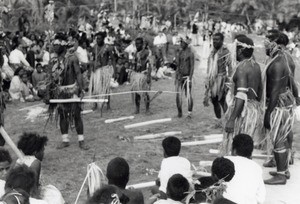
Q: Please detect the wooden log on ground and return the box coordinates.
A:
[193,171,211,177]
[124,118,172,129]
[0,127,24,160]
[209,149,273,158]
[134,131,182,140]
[105,116,135,124]
[19,103,45,111]
[182,138,222,147]
[193,134,223,140]
[81,110,94,115]
[126,181,156,189]
[199,161,213,166]
[49,98,108,103]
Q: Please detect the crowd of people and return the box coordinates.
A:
[0,6,299,204]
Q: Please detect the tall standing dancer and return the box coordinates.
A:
[175,36,194,118]
[89,32,116,112]
[204,33,232,125]
[48,33,89,150]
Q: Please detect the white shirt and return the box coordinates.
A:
[76,46,89,64]
[9,49,30,67]
[158,156,192,193]
[154,198,182,204]
[224,156,266,204]
[0,179,5,197]
[154,34,167,46]
[124,43,136,60]
[41,51,50,66]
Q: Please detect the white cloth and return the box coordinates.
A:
[9,49,30,67]
[224,156,266,204]
[40,185,65,204]
[16,155,37,167]
[124,43,136,60]
[41,51,50,66]
[29,198,48,204]
[0,179,5,198]
[158,156,192,193]
[76,46,89,64]
[9,76,22,100]
[153,34,167,46]
[1,55,14,80]
[154,198,182,204]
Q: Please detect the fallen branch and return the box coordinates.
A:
[105,116,135,124]
[182,138,222,147]
[124,118,172,129]
[49,98,108,103]
[134,131,182,140]
[126,181,156,189]
[0,127,24,160]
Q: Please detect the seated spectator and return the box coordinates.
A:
[157,137,192,196]
[9,37,32,72]
[0,147,12,197]
[31,63,46,89]
[0,188,30,204]
[106,157,144,204]
[9,68,26,101]
[87,185,129,204]
[19,72,35,102]
[211,157,235,182]
[16,132,48,196]
[224,134,266,204]
[153,174,190,204]
[4,165,47,204]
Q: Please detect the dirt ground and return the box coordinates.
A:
[4,34,300,204]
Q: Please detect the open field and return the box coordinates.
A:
[3,34,300,204]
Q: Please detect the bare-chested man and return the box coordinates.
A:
[131,37,151,114]
[89,32,115,111]
[175,36,194,118]
[48,33,89,150]
[204,33,232,124]
[263,30,300,185]
[223,36,262,154]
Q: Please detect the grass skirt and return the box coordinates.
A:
[268,90,295,152]
[88,65,113,105]
[220,99,263,155]
[131,71,150,101]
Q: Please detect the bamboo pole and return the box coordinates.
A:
[105,116,135,123]
[84,90,179,98]
[49,98,108,103]
[0,127,24,160]
[208,149,273,159]
[134,131,182,140]
[126,181,156,189]
[182,138,222,147]
[124,118,172,129]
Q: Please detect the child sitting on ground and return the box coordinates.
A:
[0,147,12,197]
[106,157,144,204]
[156,137,192,198]
[152,174,190,204]
[87,185,129,204]
[31,63,46,90]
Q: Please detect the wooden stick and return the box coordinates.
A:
[182,138,222,147]
[0,127,24,160]
[84,90,179,98]
[81,110,94,115]
[209,149,273,158]
[49,98,108,103]
[193,171,211,177]
[105,116,135,124]
[126,181,156,189]
[134,131,182,140]
[124,118,172,129]
[193,134,223,140]
[199,161,213,166]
